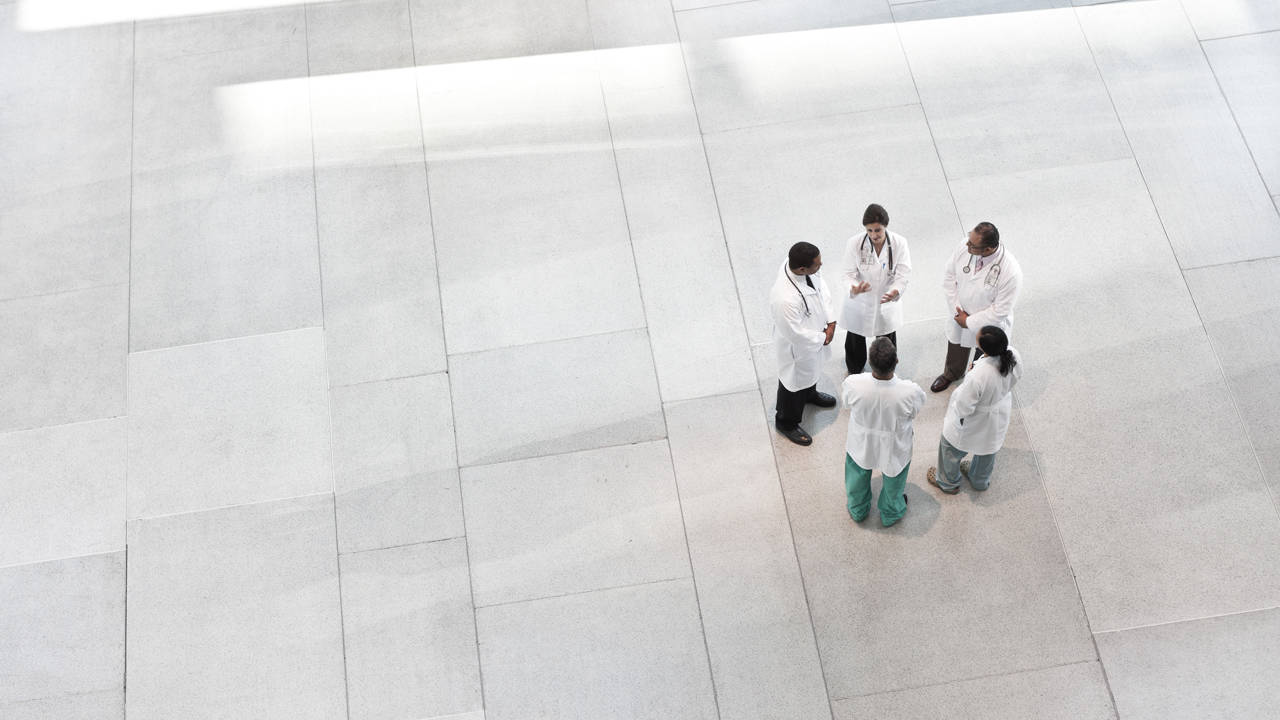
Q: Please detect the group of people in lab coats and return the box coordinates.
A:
[770,204,1023,526]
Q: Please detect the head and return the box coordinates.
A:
[788,241,822,275]
[863,204,889,244]
[867,336,898,376]
[966,222,1000,257]
[977,325,1018,377]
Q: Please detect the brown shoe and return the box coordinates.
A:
[927,467,959,495]
[930,375,953,393]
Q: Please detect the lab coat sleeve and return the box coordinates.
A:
[889,236,912,297]
[950,373,981,420]
[842,236,862,290]
[774,296,826,353]
[942,245,960,312]
[906,384,926,420]
[965,262,1022,332]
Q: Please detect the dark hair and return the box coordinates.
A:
[862,203,889,227]
[977,326,1017,376]
[868,336,897,374]
[973,222,999,249]
[788,241,820,271]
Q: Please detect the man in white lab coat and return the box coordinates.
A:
[928,326,1022,494]
[930,222,1022,393]
[842,337,926,526]
[771,241,837,446]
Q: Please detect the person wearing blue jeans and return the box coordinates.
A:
[842,337,926,526]
[928,326,1022,494]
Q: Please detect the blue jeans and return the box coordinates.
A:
[846,455,910,526]
[937,435,995,491]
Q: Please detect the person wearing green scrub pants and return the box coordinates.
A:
[841,337,926,526]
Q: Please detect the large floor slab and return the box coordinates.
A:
[0,284,127,433]
[1185,257,1280,500]
[409,0,593,65]
[0,419,124,568]
[461,440,689,607]
[599,43,757,402]
[833,661,1116,719]
[339,539,483,720]
[704,108,961,345]
[666,391,832,720]
[476,579,718,719]
[127,329,333,519]
[897,7,1129,180]
[1178,0,1280,40]
[1203,31,1280,197]
[330,372,463,553]
[0,553,124,716]
[125,494,347,720]
[449,328,666,467]
[1097,608,1280,720]
[306,0,414,76]
[1077,0,1280,267]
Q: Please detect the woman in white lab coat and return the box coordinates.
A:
[840,204,912,374]
[927,326,1022,494]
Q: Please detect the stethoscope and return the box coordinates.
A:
[784,262,814,318]
[963,245,1004,287]
[858,232,894,275]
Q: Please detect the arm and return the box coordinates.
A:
[842,236,862,290]
[949,372,981,419]
[965,262,1022,332]
[886,235,912,300]
[773,296,826,354]
[942,244,960,313]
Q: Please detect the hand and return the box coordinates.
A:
[954,306,969,328]
[823,322,836,345]
[880,289,900,304]
[850,282,871,296]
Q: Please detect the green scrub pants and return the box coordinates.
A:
[846,454,910,526]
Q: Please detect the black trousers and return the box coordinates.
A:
[845,331,898,374]
[775,382,819,430]
[943,341,985,380]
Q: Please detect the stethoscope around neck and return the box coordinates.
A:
[963,245,1004,286]
[784,262,815,318]
[859,232,894,274]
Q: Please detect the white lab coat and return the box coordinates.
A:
[771,260,834,392]
[842,373,927,476]
[839,230,912,337]
[942,242,1022,347]
[942,348,1023,455]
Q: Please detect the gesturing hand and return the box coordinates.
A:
[953,306,969,328]
[881,289,900,304]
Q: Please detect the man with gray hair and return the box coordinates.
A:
[841,337,926,526]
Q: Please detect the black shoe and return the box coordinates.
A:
[777,425,813,446]
[903,494,908,505]
[808,392,837,408]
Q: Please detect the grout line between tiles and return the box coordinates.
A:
[126,490,334,524]
[0,281,131,307]
[338,535,466,557]
[459,435,669,471]
[445,324,649,359]
[124,21,137,714]
[1094,604,1280,636]
[0,548,127,573]
[1179,253,1280,272]
[406,4,485,715]
[674,0,758,14]
[330,368,450,390]
[672,4,837,718]
[1195,26,1280,44]
[302,10,353,719]
[831,658,1104,702]
[126,324,323,356]
[1188,2,1280,224]
[475,576,693,611]
[594,27,724,716]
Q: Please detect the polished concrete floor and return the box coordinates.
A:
[3,0,1280,718]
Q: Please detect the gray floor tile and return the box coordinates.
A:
[450,329,666,466]
[589,0,678,48]
[781,405,1096,698]
[133,6,306,62]
[125,495,346,720]
[316,162,445,385]
[0,15,131,300]
[130,23,321,351]
[898,7,1130,179]
[476,579,718,720]
[0,419,124,568]
[0,285,127,433]
[1178,0,1280,40]
[462,440,689,606]
[600,44,757,402]
[1185,257,1280,499]
[666,392,832,720]
[2,690,122,720]
[678,4,910,133]
[1098,609,1280,720]
[311,66,425,168]
[892,0,1068,22]
[675,0,892,33]
[340,539,482,720]
[703,109,960,345]
[306,0,414,76]
[1204,31,1280,197]
[1077,0,1280,267]
[331,373,463,553]
[409,0,592,65]
[0,553,124,707]
[127,329,333,519]
[833,661,1116,719]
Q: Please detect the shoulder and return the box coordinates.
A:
[888,230,910,247]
